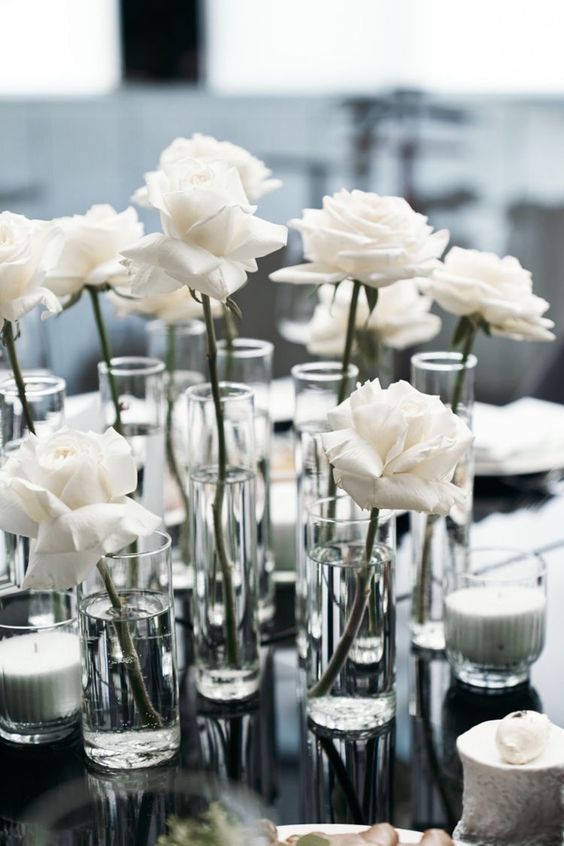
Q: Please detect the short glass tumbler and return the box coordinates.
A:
[187,382,260,702]
[305,495,396,735]
[0,373,66,455]
[98,357,166,518]
[78,531,180,770]
[444,547,546,689]
[0,590,80,744]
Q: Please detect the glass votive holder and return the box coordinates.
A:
[444,547,547,689]
[0,590,80,744]
[0,373,66,455]
[305,494,396,735]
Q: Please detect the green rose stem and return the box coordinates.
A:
[96,559,161,727]
[415,316,478,626]
[202,293,240,667]
[309,506,380,699]
[87,285,123,434]
[2,321,36,435]
[164,326,190,566]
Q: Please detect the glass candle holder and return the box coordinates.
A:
[305,494,396,735]
[217,339,275,625]
[444,547,547,689]
[0,590,80,744]
[187,382,260,702]
[410,351,477,652]
[98,357,166,519]
[78,531,180,770]
[292,362,359,660]
[0,373,66,455]
[146,320,206,569]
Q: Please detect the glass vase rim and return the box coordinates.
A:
[103,530,172,562]
[186,381,255,404]
[0,374,66,398]
[308,494,395,526]
[459,545,547,584]
[411,351,478,372]
[0,589,75,632]
[98,356,166,377]
[216,337,274,358]
[145,318,205,336]
[291,361,360,382]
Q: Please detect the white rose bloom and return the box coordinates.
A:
[322,379,473,515]
[271,190,448,289]
[307,279,441,357]
[423,247,555,342]
[122,159,287,303]
[0,428,160,589]
[0,212,62,323]
[47,205,144,298]
[108,286,221,324]
[132,133,281,206]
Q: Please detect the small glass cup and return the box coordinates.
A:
[0,590,80,744]
[444,547,547,689]
[0,373,66,455]
[305,494,396,735]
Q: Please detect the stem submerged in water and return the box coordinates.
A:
[2,321,36,436]
[202,294,240,668]
[309,507,380,699]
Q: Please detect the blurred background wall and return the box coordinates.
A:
[2,0,564,402]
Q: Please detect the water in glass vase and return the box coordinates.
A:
[121,422,165,517]
[306,540,395,736]
[80,589,180,770]
[190,466,260,701]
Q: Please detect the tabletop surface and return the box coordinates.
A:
[1,470,563,843]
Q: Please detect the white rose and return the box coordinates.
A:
[122,159,287,303]
[47,205,144,298]
[0,427,160,589]
[0,212,62,323]
[423,247,555,342]
[108,286,221,324]
[321,379,473,514]
[132,133,281,206]
[271,190,448,289]
[306,279,441,356]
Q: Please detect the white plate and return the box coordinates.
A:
[475,449,564,476]
[277,824,423,843]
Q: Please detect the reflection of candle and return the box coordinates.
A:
[445,587,546,667]
[0,631,81,725]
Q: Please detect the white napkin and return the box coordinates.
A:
[474,397,564,464]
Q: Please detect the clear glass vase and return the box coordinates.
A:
[78,531,180,770]
[410,351,477,651]
[305,494,396,735]
[292,362,359,660]
[0,590,80,744]
[146,320,206,573]
[187,382,260,702]
[217,339,275,625]
[0,373,66,591]
[98,357,166,519]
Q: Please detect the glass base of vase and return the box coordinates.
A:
[0,712,79,746]
[411,620,445,652]
[452,664,530,691]
[307,692,396,737]
[196,667,260,702]
[83,723,181,770]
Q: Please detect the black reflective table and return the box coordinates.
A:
[2,472,564,844]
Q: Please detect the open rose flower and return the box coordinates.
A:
[307,279,441,357]
[108,286,220,324]
[0,211,62,323]
[322,379,473,514]
[423,247,555,342]
[47,204,144,299]
[0,427,160,589]
[271,190,448,289]
[132,133,281,206]
[123,158,287,302]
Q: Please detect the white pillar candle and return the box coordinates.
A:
[445,586,546,667]
[0,631,81,725]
